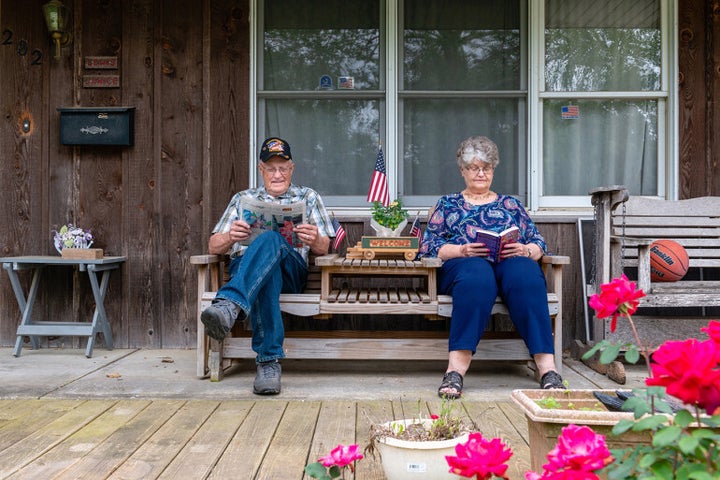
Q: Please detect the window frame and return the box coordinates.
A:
[250,0,679,213]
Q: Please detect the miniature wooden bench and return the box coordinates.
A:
[590,185,720,345]
[191,251,569,381]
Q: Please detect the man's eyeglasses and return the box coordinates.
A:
[463,165,494,175]
[261,165,293,175]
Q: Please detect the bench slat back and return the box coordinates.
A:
[610,196,720,268]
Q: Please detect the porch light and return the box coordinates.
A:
[42,0,72,59]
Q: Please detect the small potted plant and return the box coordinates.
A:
[370,200,409,237]
[52,224,103,259]
[364,399,475,479]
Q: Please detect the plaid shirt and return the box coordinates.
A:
[212,184,336,262]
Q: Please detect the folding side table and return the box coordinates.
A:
[0,255,126,357]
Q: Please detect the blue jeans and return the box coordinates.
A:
[215,231,308,363]
[438,256,554,355]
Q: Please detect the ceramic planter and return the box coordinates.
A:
[511,389,649,472]
[375,419,470,480]
[371,218,408,237]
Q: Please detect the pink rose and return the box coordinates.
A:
[317,443,363,468]
[446,432,513,479]
[525,425,613,480]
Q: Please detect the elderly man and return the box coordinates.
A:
[201,137,335,395]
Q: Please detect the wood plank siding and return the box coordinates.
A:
[0,0,719,350]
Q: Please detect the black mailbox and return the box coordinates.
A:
[58,107,135,146]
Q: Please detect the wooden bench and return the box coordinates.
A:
[191,252,569,381]
[590,185,720,346]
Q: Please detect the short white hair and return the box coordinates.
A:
[456,136,499,169]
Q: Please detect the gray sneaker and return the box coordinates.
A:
[253,360,281,395]
[200,299,242,341]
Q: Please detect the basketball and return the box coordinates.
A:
[649,239,689,282]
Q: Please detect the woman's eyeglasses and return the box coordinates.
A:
[463,165,494,175]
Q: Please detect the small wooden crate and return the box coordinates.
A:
[61,248,104,260]
[346,236,419,260]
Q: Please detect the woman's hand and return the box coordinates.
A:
[439,242,489,260]
[499,241,535,260]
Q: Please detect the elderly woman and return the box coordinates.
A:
[419,135,565,398]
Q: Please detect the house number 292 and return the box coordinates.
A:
[2,28,43,66]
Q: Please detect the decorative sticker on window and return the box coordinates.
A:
[319,75,332,90]
[338,76,354,89]
[561,104,579,120]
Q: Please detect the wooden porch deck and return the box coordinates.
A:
[0,348,648,479]
[0,398,532,479]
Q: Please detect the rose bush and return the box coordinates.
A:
[585,274,720,479]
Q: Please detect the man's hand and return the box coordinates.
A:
[227,220,251,243]
[208,220,250,255]
[295,223,329,255]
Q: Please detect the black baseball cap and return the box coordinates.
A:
[259,137,292,162]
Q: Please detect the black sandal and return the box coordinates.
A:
[540,370,565,390]
[438,371,463,399]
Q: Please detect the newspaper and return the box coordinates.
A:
[238,197,306,248]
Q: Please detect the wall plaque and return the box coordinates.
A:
[82,75,120,88]
[85,56,118,69]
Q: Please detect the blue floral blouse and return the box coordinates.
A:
[418,193,547,258]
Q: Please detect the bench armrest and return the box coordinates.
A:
[541,255,570,265]
[609,236,654,247]
[190,254,222,265]
[191,254,225,293]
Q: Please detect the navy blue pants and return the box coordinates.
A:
[438,256,554,355]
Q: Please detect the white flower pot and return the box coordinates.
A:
[371,219,408,237]
[375,419,469,480]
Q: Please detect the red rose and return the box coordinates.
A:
[588,274,646,332]
[646,337,720,414]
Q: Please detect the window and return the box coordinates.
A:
[538,0,665,205]
[253,0,674,210]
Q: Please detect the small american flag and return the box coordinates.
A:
[561,105,579,119]
[366,145,390,206]
[409,216,422,239]
[331,217,346,251]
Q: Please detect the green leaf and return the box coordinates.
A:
[679,464,716,480]
[581,341,604,360]
[328,465,341,478]
[646,457,673,479]
[678,434,700,454]
[624,346,640,364]
[652,425,681,447]
[692,427,720,440]
[637,451,658,468]
[674,409,694,428]
[599,343,622,364]
[304,462,330,480]
[606,461,635,480]
[623,396,653,417]
[612,419,636,434]
[700,414,720,428]
[632,414,668,431]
